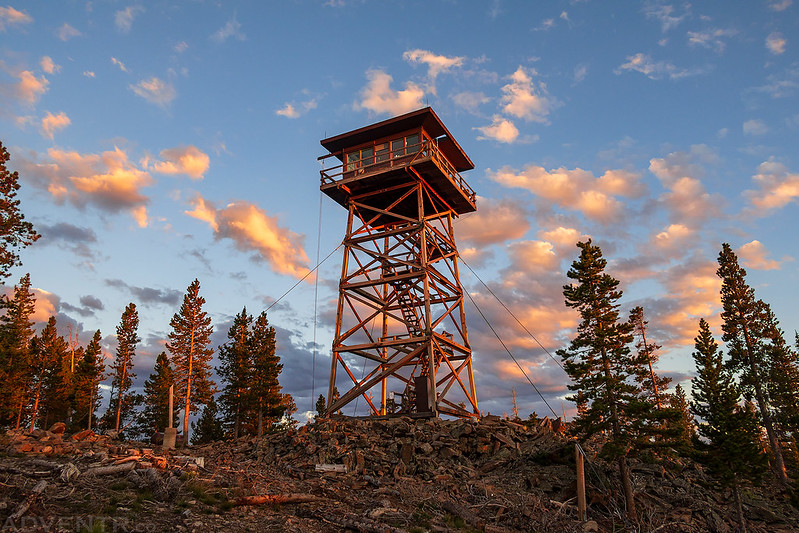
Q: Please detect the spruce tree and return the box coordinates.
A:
[191,396,224,444]
[629,306,670,408]
[73,330,104,431]
[0,273,37,428]
[217,308,253,438]
[29,316,67,431]
[106,303,140,435]
[138,352,176,436]
[315,394,326,418]
[556,240,638,519]
[690,318,765,532]
[167,279,215,444]
[765,318,799,439]
[0,142,40,279]
[717,243,789,489]
[248,311,284,436]
[668,383,694,454]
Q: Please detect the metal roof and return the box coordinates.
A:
[320,107,474,172]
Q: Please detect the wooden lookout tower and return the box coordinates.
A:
[319,107,480,418]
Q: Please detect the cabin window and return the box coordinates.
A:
[375,143,389,162]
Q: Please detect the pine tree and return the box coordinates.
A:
[191,396,224,444]
[629,306,670,408]
[556,240,638,519]
[717,243,789,489]
[29,316,67,431]
[72,330,104,431]
[315,394,326,418]
[217,308,253,438]
[668,383,694,454]
[106,303,140,435]
[248,311,284,436]
[0,142,40,279]
[690,318,766,532]
[765,319,799,439]
[138,352,176,437]
[167,279,215,444]
[0,273,37,428]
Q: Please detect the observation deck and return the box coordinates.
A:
[319,107,476,220]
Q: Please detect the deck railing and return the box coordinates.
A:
[320,140,476,204]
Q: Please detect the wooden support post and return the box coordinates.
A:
[163,385,177,450]
[576,444,586,521]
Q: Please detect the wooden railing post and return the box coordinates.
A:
[576,443,587,521]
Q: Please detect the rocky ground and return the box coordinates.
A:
[1,416,798,532]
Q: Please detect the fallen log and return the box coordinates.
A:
[83,461,137,476]
[10,479,47,520]
[441,499,486,531]
[234,493,329,506]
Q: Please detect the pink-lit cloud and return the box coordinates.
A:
[186,194,310,279]
[649,147,723,225]
[17,146,153,227]
[0,6,32,30]
[737,240,785,270]
[130,77,176,107]
[40,111,71,139]
[744,160,799,212]
[490,164,644,224]
[403,49,464,94]
[500,66,555,123]
[150,145,209,179]
[475,115,519,143]
[56,23,81,41]
[355,69,424,116]
[766,32,787,55]
[455,198,529,246]
[40,56,59,74]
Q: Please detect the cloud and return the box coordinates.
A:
[150,145,209,179]
[56,23,81,41]
[403,49,464,93]
[17,146,153,226]
[500,67,554,123]
[475,115,519,143]
[83,71,95,78]
[744,160,799,213]
[452,91,490,114]
[747,66,799,99]
[490,165,645,224]
[35,221,100,262]
[737,240,783,270]
[175,41,188,53]
[643,2,689,32]
[769,0,793,11]
[276,97,318,119]
[211,15,245,43]
[648,147,723,225]
[81,295,104,310]
[111,57,128,72]
[651,223,695,255]
[455,198,529,246]
[40,56,60,74]
[687,28,737,53]
[0,64,49,106]
[573,64,588,84]
[355,69,425,116]
[186,194,310,279]
[115,5,144,33]
[766,32,787,55]
[0,6,32,30]
[615,53,697,80]
[40,111,71,139]
[743,119,768,135]
[105,279,182,307]
[130,77,176,106]
[31,288,59,324]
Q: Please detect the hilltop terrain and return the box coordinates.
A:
[2,417,798,532]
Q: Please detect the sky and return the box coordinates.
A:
[1,1,798,422]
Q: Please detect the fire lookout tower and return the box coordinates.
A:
[319,107,479,418]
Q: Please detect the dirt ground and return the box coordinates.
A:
[2,417,798,532]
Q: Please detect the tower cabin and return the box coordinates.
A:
[319,107,476,224]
